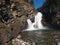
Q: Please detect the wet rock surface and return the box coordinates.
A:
[22,30,60,45]
[11,33,35,45]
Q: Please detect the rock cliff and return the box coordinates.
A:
[0,0,36,45]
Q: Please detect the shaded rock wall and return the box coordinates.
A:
[37,0,60,29]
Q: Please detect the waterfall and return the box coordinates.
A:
[35,12,44,29]
[25,12,47,31]
[58,42,60,45]
[27,19,35,30]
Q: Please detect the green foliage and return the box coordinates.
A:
[9,40,13,45]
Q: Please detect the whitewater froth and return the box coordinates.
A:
[25,12,47,31]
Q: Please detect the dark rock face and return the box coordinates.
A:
[51,12,60,29]
[42,12,60,29]
[38,0,60,29]
[0,0,35,45]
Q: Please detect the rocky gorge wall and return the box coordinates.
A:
[0,0,37,45]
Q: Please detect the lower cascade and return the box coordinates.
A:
[58,42,60,45]
[25,12,47,31]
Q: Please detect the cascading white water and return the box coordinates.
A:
[27,19,35,29]
[25,12,46,31]
[35,12,44,29]
[58,42,60,45]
